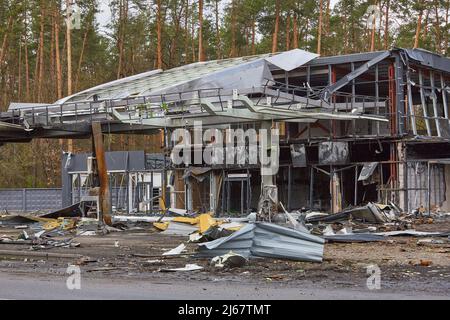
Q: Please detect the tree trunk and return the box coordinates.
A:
[38,6,45,102]
[325,0,331,35]
[191,5,196,61]
[75,29,88,91]
[169,5,184,67]
[66,0,73,152]
[66,0,73,95]
[293,14,299,49]
[230,0,237,57]
[117,0,124,78]
[286,13,290,51]
[50,11,55,100]
[24,22,30,101]
[251,19,256,55]
[445,0,449,53]
[414,5,424,49]
[434,2,442,52]
[317,0,323,55]
[424,9,430,38]
[215,0,221,59]
[184,0,189,64]
[18,41,22,100]
[272,0,280,53]
[370,1,378,51]
[198,0,204,62]
[384,0,390,50]
[156,0,163,69]
[55,8,62,100]
[0,16,12,67]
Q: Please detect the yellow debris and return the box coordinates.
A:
[59,218,77,230]
[198,214,218,234]
[172,216,199,225]
[153,213,239,235]
[224,226,242,232]
[42,219,62,231]
[153,222,169,231]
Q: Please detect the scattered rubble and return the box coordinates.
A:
[1,200,449,281]
[211,252,247,268]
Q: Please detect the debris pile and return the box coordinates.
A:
[299,202,450,243]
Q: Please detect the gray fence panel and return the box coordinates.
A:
[0,188,62,212]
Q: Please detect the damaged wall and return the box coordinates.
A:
[407,162,446,211]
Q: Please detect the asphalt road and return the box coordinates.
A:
[0,272,447,300]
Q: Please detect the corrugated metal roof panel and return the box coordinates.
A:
[198,222,324,263]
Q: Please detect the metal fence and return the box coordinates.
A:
[0,188,62,212]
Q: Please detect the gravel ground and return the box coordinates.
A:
[0,218,449,298]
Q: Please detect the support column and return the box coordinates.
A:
[173,169,186,209]
[92,122,111,224]
[61,152,72,208]
[398,142,408,212]
[258,120,279,219]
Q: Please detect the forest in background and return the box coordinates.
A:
[0,0,449,188]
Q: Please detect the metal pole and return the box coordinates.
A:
[375,64,381,136]
[441,73,449,121]
[427,161,431,216]
[419,70,432,136]
[309,167,314,210]
[241,179,244,216]
[429,71,441,137]
[287,165,292,211]
[354,165,358,206]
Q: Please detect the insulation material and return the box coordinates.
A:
[198,222,325,263]
[358,162,378,181]
[290,144,307,168]
[319,142,349,165]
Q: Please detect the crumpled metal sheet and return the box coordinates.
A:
[306,202,390,224]
[182,167,212,182]
[404,48,450,73]
[325,234,385,243]
[198,222,324,263]
[375,230,446,237]
[265,49,319,72]
[149,58,274,96]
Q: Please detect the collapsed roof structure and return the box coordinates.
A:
[1,48,450,218]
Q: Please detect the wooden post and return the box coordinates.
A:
[92,122,111,224]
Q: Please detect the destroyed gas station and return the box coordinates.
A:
[0,48,449,299]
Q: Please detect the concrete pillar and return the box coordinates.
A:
[258,121,279,217]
